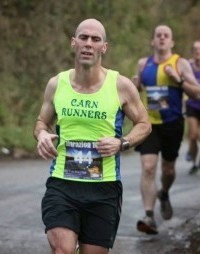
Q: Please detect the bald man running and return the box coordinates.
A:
[34,18,151,254]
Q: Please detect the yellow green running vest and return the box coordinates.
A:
[50,69,125,182]
[140,54,183,124]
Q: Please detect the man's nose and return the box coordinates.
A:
[85,37,92,46]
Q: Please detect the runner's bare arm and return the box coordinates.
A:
[119,75,151,146]
[178,58,200,99]
[163,58,200,99]
[97,75,151,157]
[131,58,147,91]
[33,76,58,160]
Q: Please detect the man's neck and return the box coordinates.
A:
[75,64,102,84]
[70,65,107,93]
[153,51,172,63]
[194,59,200,70]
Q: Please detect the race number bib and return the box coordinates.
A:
[64,141,103,180]
[146,86,169,110]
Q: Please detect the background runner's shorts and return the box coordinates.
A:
[42,177,123,249]
[135,117,184,161]
[186,104,200,120]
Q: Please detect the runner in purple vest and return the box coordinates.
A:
[186,40,200,174]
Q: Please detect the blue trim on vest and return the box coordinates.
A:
[115,154,121,181]
[50,125,60,174]
[115,108,125,138]
[114,108,124,180]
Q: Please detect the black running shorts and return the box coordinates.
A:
[42,177,122,249]
[135,117,184,161]
[186,104,200,120]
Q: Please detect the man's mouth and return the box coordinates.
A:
[81,51,93,56]
[160,42,165,45]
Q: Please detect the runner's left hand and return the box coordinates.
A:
[96,137,121,157]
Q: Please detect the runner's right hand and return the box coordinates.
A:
[37,130,58,160]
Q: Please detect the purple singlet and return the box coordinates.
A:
[186,60,200,110]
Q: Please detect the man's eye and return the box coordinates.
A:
[89,36,100,42]
[80,36,87,40]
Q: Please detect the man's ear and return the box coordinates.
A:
[150,39,154,47]
[171,39,175,49]
[71,37,76,48]
[102,42,108,54]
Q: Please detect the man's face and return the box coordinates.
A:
[151,26,174,53]
[193,41,200,61]
[71,23,107,67]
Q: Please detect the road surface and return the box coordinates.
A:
[0,141,200,253]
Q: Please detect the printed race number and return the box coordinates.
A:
[64,141,103,180]
[74,151,92,164]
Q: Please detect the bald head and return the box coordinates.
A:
[192,40,200,50]
[75,19,106,41]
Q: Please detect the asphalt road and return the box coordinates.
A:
[0,141,200,254]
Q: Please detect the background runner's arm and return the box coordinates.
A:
[131,58,147,91]
[178,58,200,99]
